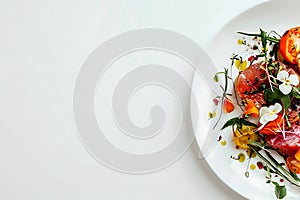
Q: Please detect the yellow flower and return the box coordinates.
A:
[235,59,247,71]
[234,125,258,149]
[237,39,244,45]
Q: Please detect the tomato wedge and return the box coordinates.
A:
[279,26,300,65]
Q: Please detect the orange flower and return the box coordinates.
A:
[244,99,259,117]
[223,97,234,113]
[259,113,284,135]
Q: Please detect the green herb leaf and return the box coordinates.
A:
[221,117,257,130]
[240,119,258,127]
[290,171,300,182]
[264,88,291,110]
[281,95,291,111]
[213,74,219,82]
[273,183,287,199]
[260,29,267,51]
[221,117,240,130]
[264,87,280,103]
[263,165,275,174]
[292,88,300,99]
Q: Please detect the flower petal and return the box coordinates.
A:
[272,103,282,113]
[259,115,269,125]
[259,107,269,116]
[288,74,299,86]
[265,112,278,122]
[279,83,292,95]
[277,70,289,81]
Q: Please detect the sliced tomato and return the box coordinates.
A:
[279,27,300,65]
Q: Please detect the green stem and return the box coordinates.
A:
[237,31,280,43]
[249,146,289,181]
[249,145,300,187]
[265,151,300,187]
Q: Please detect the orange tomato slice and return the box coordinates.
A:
[279,27,300,65]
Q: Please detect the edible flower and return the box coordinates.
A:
[259,103,282,125]
[223,97,234,113]
[244,99,259,117]
[234,125,259,149]
[259,113,284,135]
[277,70,299,95]
[235,59,247,71]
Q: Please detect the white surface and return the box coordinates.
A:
[0,0,266,199]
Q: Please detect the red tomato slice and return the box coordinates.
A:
[279,27,300,65]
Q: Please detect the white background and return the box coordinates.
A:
[1,0,267,199]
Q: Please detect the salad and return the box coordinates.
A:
[211,27,300,199]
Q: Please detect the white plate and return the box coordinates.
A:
[191,0,300,199]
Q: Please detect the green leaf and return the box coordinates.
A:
[290,171,300,182]
[239,118,258,127]
[281,95,291,111]
[263,165,275,174]
[272,181,287,199]
[221,117,239,130]
[221,117,258,130]
[213,74,219,82]
[264,88,291,110]
[272,181,279,186]
[264,87,280,103]
[260,29,267,51]
[292,88,300,99]
[274,183,287,199]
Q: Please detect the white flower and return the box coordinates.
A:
[259,103,282,125]
[277,70,299,95]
